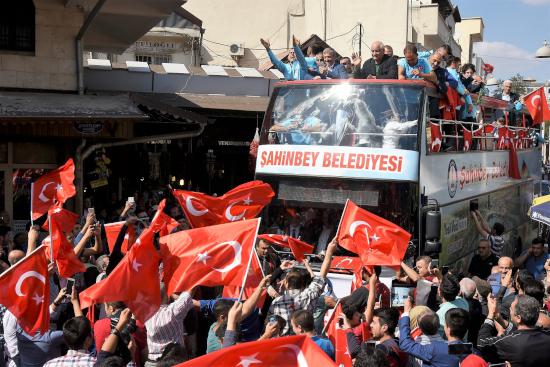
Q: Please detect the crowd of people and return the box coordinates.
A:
[1,190,550,367]
[263,36,539,153]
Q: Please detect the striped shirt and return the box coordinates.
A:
[43,350,95,367]
[487,234,504,256]
[144,292,192,361]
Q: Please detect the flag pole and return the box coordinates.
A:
[30,182,34,226]
[321,299,341,335]
[48,213,54,264]
[335,199,349,241]
[238,218,262,302]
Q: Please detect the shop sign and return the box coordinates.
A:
[73,121,104,135]
[256,145,419,181]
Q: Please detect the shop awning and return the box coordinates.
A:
[130,93,209,124]
[134,92,270,113]
[0,92,147,119]
[529,194,550,226]
[80,0,188,53]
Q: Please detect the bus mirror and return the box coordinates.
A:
[425,208,441,240]
[425,239,441,254]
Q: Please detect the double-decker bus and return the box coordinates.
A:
[255,79,541,274]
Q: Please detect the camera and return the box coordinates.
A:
[110,309,137,345]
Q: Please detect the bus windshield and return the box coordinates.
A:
[264,82,424,150]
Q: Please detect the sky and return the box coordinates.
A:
[453,0,550,83]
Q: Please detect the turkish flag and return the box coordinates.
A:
[160,219,261,295]
[337,200,411,266]
[31,159,76,220]
[0,246,50,334]
[149,199,179,236]
[80,228,161,323]
[429,122,442,152]
[222,254,266,307]
[330,256,363,273]
[104,221,136,254]
[42,205,80,234]
[462,125,472,152]
[175,334,336,367]
[49,212,86,278]
[524,87,550,124]
[258,234,313,262]
[325,304,352,367]
[173,180,274,228]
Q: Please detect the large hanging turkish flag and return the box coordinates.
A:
[258,234,313,262]
[159,219,261,295]
[49,211,86,278]
[175,335,336,367]
[173,180,274,228]
[31,159,76,220]
[337,200,411,266]
[524,87,550,124]
[0,246,50,334]
[80,228,161,323]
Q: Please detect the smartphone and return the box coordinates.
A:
[431,259,439,270]
[88,207,95,215]
[448,342,472,355]
[128,196,135,203]
[268,315,278,326]
[391,285,415,307]
[66,278,75,295]
[469,199,479,212]
[441,266,450,275]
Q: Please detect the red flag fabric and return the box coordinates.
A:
[258,234,313,262]
[517,129,528,149]
[31,159,76,220]
[173,180,274,228]
[330,256,363,273]
[325,304,353,367]
[222,254,266,307]
[429,122,442,152]
[337,200,411,266]
[149,199,178,236]
[80,228,161,323]
[160,219,261,295]
[175,334,336,367]
[524,87,550,124]
[42,205,80,234]
[49,212,86,278]
[508,138,521,179]
[462,125,473,152]
[104,221,135,254]
[0,246,50,334]
[496,127,509,150]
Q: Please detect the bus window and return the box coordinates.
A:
[266,83,423,150]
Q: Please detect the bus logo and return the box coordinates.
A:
[447,159,458,198]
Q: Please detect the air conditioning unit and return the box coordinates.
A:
[229,43,245,56]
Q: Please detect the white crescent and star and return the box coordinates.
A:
[335,258,353,268]
[132,260,142,272]
[349,220,379,245]
[225,201,247,222]
[185,196,208,217]
[195,241,242,273]
[531,95,541,110]
[38,182,55,202]
[212,241,242,273]
[237,353,262,367]
[276,344,309,367]
[15,271,46,305]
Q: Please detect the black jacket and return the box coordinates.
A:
[493,92,519,103]
[478,320,550,366]
[353,54,397,79]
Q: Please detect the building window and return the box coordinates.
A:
[135,54,172,65]
[0,0,35,53]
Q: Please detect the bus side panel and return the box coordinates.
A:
[439,181,536,271]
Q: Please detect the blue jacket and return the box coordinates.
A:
[398,316,460,367]
[268,45,307,80]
